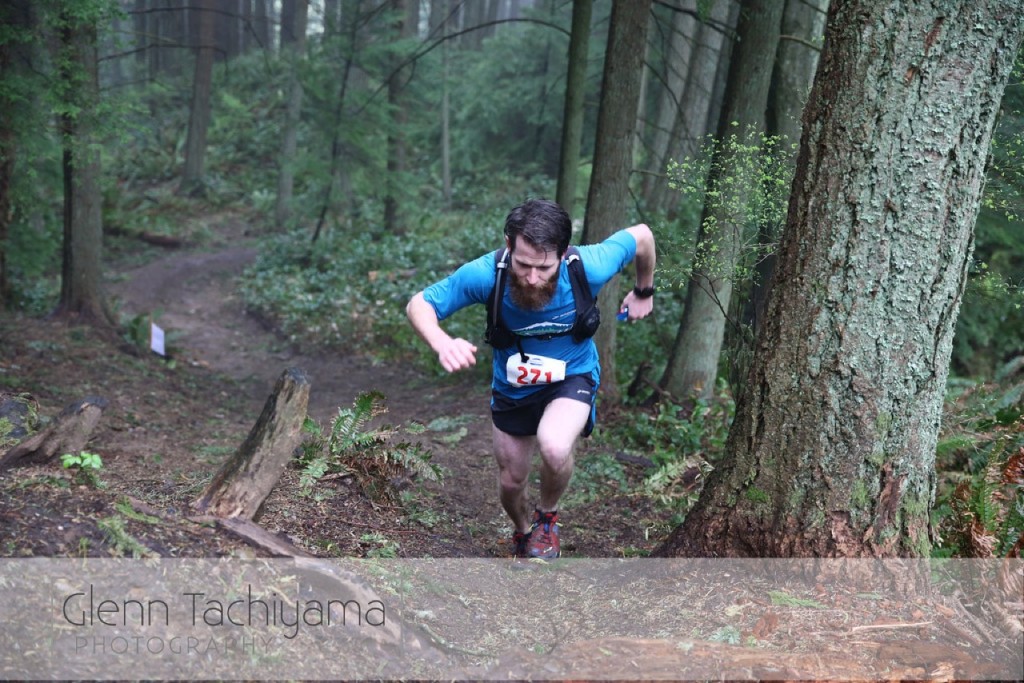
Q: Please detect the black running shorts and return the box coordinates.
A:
[491,373,597,438]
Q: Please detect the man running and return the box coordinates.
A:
[406,199,656,559]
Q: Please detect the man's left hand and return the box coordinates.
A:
[620,290,653,321]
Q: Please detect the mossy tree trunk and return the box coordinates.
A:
[657,0,1024,558]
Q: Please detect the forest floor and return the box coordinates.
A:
[1,211,1021,681]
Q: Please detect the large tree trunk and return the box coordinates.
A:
[657,0,1024,558]
[53,10,111,325]
[554,0,592,216]
[658,0,784,401]
[178,0,216,196]
[581,0,652,401]
[274,0,307,227]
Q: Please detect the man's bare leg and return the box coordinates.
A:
[535,397,591,511]
[492,426,536,533]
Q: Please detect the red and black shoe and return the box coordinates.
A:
[526,509,560,559]
[511,529,532,559]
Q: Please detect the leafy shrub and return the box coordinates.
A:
[605,392,733,521]
[238,204,506,376]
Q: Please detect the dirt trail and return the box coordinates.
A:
[110,243,486,424]
[108,236,504,556]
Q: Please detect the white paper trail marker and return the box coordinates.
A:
[150,322,166,356]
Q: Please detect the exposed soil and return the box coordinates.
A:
[0,211,668,561]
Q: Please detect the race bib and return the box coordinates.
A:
[506,353,567,386]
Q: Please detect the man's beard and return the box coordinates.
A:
[509,269,558,311]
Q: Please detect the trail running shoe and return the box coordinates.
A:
[511,529,532,559]
[526,509,560,559]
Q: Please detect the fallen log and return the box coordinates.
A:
[193,367,309,520]
[0,396,108,471]
[217,516,314,557]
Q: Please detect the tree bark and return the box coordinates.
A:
[193,368,310,520]
[554,0,592,216]
[653,0,736,217]
[178,0,216,196]
[581,0,652,401]
[274,0,307,227]
[53,9,112,326]
[384,0,417,234]
[657,0,1024,558]
[658,0,784,401]
[639,1,698,214]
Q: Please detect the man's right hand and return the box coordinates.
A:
[407,291,478,372]
[437,337,478,373]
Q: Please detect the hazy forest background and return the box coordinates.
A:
[1,0,1023,562]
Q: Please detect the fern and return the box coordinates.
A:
[944,445,1024,557]
[297,392,442,503]
[327,391,387,455]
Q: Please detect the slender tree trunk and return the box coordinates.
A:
[657,0,1024,559]
[640,1,697,213]
[555,0,592,215]
[179,0,216,196]
[658,0,784,401]
[440,0,452,208]
[0,0,33,311]
[133,0,147,73]
[165,0,186,77]
[280,0,297,47]
[581,0,652,402]
[312,0,360,242]
[53,12,111,326]
[254,0,271,50]
[220,0,242,61]
[384,0,417,234]
[652,0,736,218]
[275,0,307,227]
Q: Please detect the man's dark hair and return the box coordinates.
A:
[503,199,572,258]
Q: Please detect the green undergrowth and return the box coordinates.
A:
[238,210,503,376]
[932,368,1024,558]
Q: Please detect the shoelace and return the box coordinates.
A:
[532,514,557,544]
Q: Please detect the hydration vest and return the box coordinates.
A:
[484,246,601,349]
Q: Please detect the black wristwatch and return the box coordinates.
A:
[633,285,655,299]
